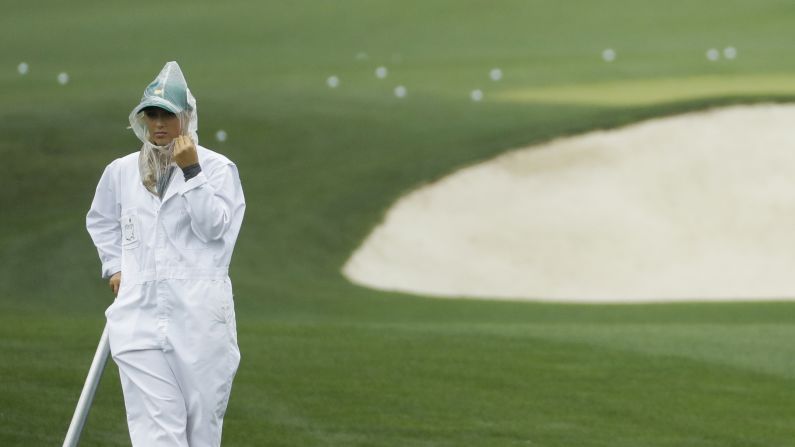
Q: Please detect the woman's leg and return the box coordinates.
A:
[166,278,241,446]
[114,349,189,447]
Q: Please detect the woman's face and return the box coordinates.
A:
[143,107,181,146]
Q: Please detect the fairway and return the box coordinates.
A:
[3,1,795,446]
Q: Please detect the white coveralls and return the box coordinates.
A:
[86,145,245,446]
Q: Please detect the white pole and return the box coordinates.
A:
[63,324,111,447]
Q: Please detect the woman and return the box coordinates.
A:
[86,61,245,446]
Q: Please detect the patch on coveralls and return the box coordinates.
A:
[122,214,140,247]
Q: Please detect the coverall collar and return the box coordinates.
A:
[159,170,186,204]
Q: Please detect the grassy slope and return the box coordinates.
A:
[2,1,795,445]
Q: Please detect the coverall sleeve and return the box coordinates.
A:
[86,162,122,278]
[179,162,244,242]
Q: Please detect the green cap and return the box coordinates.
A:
[132,61,192,115]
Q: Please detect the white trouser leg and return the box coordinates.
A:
[164,280,241,447]
[165,347,239,447]
[114,349,189,447]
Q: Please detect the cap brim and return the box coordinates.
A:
[133,96,180,115]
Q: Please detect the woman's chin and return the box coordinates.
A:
[150,138,173,146]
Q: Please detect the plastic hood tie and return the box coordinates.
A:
[128,61,199,197]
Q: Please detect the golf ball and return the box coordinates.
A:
[17,62,29,75]
[394,85,407,98]
[706,48,720,61]
[723,46,737,59]
[215,130,228,142]
[602,48,616,62]
[57,72,69,85]
[470,89,484,102]
[327,75,340,88]
[489,68,503,81]
[375,66,388,79]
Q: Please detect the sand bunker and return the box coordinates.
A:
[343,104,795,302]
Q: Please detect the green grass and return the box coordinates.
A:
[3,0,795,445]
[496,74,795,105]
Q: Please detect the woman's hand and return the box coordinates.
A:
[109,272,121,296]
[173,135,199,168]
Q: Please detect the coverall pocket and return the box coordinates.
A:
[206,279,233,324]
[219,279,239,351]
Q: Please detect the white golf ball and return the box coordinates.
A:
[489,68,503,81]
[723,46,737,59]
[375,66,388,79]
[326,75,340,88]
[215,130,228,142]
[355,52,368,60]
[57,72,69,85]
[17,62,29,75]
[470,89,484,102]
[602,48,616,62]
[394,85,407,98]
[706,48,720,61]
